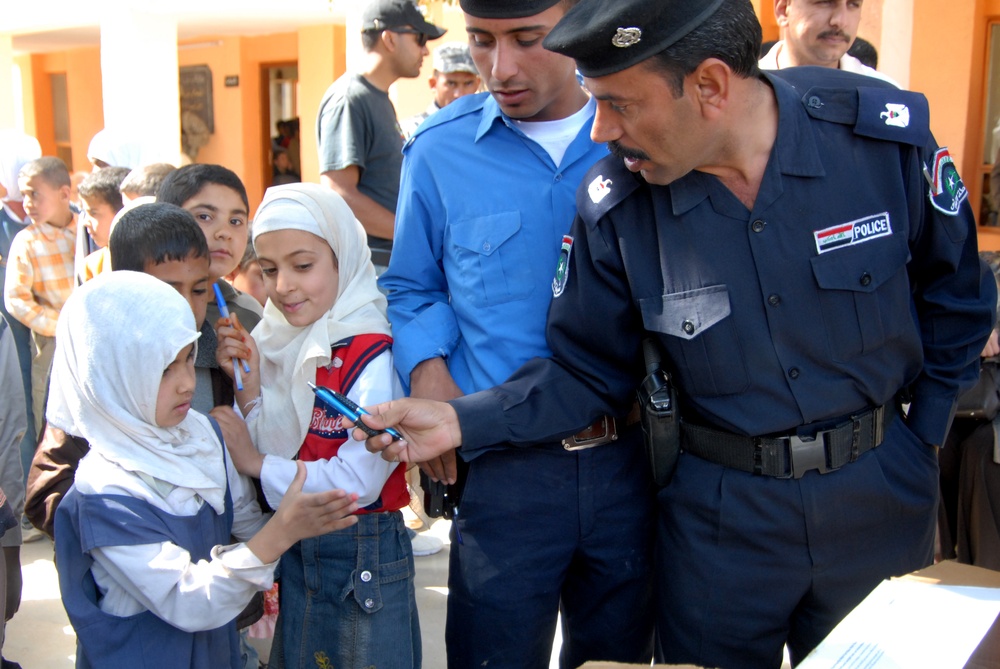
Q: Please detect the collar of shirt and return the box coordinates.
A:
[668,72,825,216]
[35,216,77,242]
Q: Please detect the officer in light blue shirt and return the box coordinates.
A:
[378,0,656,667]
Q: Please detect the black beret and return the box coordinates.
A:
[543,0,726,77]
[459,0,562,19]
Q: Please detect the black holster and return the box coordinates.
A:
[637,338,680,487]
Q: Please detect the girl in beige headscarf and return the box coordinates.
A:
[215,183,419,668]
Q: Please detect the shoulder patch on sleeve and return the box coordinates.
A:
[924,148,969,217]
[575,156,643,229]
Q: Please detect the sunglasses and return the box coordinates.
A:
[389,29,429,47]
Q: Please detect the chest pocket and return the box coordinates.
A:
[809,238,911,362]
[450,212,533,308]
[639,285,750,397]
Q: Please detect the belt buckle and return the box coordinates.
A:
[563,416,617,451]
[784,432,839,479]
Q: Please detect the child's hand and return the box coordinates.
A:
[215,312,261,413]
[210,406,264,478]
[247,462,359,563]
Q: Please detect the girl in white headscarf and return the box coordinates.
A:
[50,271,359,669]
[215,183,418,669]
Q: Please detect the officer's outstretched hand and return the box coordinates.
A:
[350,398,462,464]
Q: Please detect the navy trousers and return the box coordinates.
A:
[655,415,938,668]
[445,431,656,669]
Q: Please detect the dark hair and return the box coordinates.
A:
[120,163,177,197]
[78,167,130,212]
[644,0,761,97]
[18,156,71,188]
[156,163,249,211]
[109,202,209,272]
[848,36,878,69]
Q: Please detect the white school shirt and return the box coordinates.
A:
[76,447,274,631]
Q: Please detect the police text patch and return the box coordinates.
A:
[814,213,892,255]
[552,235,573,298]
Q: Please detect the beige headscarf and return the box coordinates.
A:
[250,183,390,458]
[46,271,229,513]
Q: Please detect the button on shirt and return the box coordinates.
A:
[452,70,995,456]
[381,94,607,395]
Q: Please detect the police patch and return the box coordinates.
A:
[814,212,892,255]
[552,235,573,298]
[925,148,968,216]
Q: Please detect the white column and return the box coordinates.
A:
[879,0,913,89]
[0,34,15,128]
[99,8,181,164]
[346,2,366,73]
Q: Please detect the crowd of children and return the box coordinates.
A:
[0,129,427,669]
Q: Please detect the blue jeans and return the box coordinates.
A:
[271,511,420,669]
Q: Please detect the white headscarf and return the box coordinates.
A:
[47,271,229,513]
[250,183,390,458]
[87,129,145,170]
[0,129,42,203]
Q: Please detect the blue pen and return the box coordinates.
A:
[308,382,402,440]
[212,283,248,391]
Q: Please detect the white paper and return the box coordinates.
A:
[799,579,1000,669]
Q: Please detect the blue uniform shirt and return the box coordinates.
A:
[453,68,996,456]
[381,92,608,394]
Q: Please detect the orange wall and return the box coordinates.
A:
[298,23,348,184]
[65,47,103,173]
[26,48,103,173]
[178,32,297,211]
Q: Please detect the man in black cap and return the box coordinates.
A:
[358,0,996,667]
[379,0,656,667]
[316,0,444,273]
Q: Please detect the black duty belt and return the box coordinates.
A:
[680,404,896,478]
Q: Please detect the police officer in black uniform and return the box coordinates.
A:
[359,0,998,667]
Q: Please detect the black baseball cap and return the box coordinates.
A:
[361,0,446,39]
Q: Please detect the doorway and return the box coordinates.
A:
[260,62,300,190]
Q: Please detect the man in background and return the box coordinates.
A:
[316,0,444,272]
[759,0,897,84]
[401,42,481,138]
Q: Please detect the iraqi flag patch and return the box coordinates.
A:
[552,235,573,297]
[814,213,893,255]
[924,148,968,216]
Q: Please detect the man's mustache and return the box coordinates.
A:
[608,140,651,161]
[817,29,850,42]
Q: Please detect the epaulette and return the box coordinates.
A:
[575,155,643,229]
[771,68,929,147]
[403,92,490,152]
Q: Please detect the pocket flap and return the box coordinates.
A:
[451,212,521,258]
[639,285,731,341]
[810,238,908,293]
